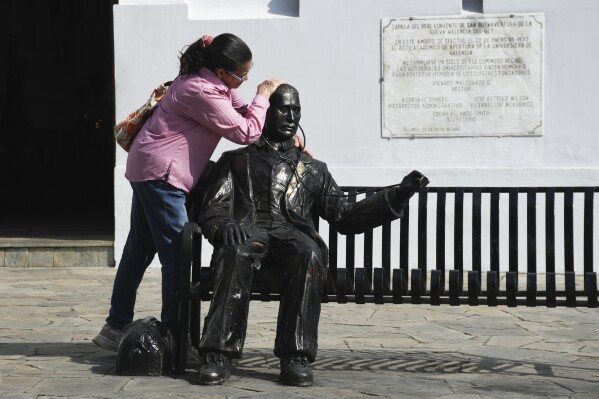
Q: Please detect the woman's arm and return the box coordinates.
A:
[183,79,286,145]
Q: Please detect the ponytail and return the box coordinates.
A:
[179,33,252,76]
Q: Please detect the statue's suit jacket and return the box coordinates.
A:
[197,143,407,267]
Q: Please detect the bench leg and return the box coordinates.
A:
[448,270,462,306]
[565,271,576,307]
[373,268,388,305]
[487,271,498,306]
[526,273,537,307]
[506,272,518,307]
[467,271,480,306]
[392,269,404,304]
[430,270,443,306]
[545,272,556,308]
[174,222,200,374]
[411,269,424,304]
[585,272,598,308]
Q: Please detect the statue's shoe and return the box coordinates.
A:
[279,355,313,386]
[197,352,231,385]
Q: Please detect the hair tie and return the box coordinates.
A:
[200,35,214,49]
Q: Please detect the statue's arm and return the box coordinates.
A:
[318,167,428,235]
[197,156,236,245]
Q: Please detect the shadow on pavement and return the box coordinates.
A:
[0,342,594,382]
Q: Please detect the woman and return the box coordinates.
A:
[93,33,286,352]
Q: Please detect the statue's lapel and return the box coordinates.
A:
[286,160,311,205]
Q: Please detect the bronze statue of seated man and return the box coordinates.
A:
[195,84,429,386]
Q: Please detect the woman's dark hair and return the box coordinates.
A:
[178,33,252,76]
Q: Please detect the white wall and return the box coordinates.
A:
[113,0,599,273]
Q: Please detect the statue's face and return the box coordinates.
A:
[264,90,301,142]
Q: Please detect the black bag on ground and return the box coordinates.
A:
[116,316,173,376]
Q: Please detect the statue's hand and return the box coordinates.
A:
[394,170,429,203]
[401,170,429,190]
[217,222,251,246]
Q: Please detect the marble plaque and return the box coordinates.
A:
[381,14,544,137]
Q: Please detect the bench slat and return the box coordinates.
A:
[527,188,537,274]
[399,203,410,290]
[382,221,391,292]
[509,188,519,273]
[454,188,464,272]
[564,188,574,272]
[490,189,500,273]
[472,188,482,274]
[584,188,594,275]
[545,189,556,273]
[417,188,428,281]
[436,189,446,276]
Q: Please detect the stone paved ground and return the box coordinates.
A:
[0,267,598,398]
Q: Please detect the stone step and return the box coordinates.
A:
[0,236,115,267]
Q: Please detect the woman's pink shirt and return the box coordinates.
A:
[125,67,269,193]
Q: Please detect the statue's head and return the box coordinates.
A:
[263,84,301,143]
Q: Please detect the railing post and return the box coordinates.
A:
[584,188,595,307]
[526,189,537,307]
[545,188,556,307]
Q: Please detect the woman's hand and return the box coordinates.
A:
[293,135,313,157]
[257,79,287,98]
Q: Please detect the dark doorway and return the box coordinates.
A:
[0,0,116,237]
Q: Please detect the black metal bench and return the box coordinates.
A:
[174,186,598,373]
